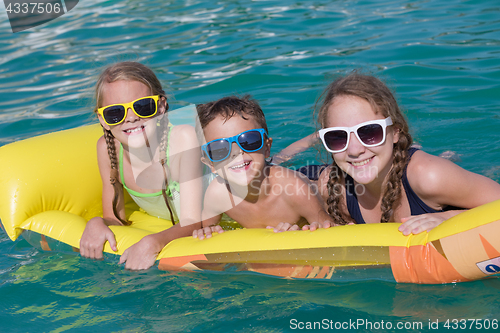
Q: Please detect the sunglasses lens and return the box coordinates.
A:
[238,130,263,152]
[357,124,384,146]
[133,98,157,117]
[103,105,125,125]
[207,140,230,162]
[324,130,348,152]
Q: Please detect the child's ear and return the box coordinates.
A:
[264,137,273,158]
[392,127,400,144]
[98,114,111,131]
[157,96,168,118]
[201,155,217,174]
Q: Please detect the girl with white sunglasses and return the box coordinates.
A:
[288,73,500,234]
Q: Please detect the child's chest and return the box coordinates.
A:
[356,188,412,223]
[121,159,171,194]
[225,195,302,229]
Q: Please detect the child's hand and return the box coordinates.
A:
[398,214,446,236]
[192,225,224,240]
[303,220,354,231]
[119,234,161,270]
[80,217,117,259]
[268,222,300,233]
[302,220,333,231]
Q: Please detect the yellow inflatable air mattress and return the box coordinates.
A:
[1,120,499,284]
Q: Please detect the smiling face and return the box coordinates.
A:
[202,114,272,187]
[98,80,166,149]
[326,95,399,185]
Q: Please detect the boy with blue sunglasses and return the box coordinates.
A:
[193,95,334,239]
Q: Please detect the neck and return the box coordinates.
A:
[356,157,395,202]
[246,164,270,202]
[224,164,269,204]
[124,128,162,161]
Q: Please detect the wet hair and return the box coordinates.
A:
[94,61,176,225]
[196,95,268,133]
[317,72,412,224]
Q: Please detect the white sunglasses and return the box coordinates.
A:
[318,117,393,153]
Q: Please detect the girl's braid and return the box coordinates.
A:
[380,134,411,222]
[326,163,354,225]
[103,127,131,225]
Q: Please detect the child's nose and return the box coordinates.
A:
[230,142,243,158]
[125,107,139,122]
[346,132,365,156]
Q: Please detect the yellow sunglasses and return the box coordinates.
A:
[97,95,161,126]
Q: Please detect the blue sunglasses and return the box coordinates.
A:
[202,128,268,162]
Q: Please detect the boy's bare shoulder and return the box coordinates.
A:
[268,165,309,183]
[267,165,314,201]
[171,124,196,137]
[204,176,229,202]
[170,124,199,150]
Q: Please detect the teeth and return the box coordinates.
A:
[351,158,371,167]
[126,126,143,133]
[230,161,250,170]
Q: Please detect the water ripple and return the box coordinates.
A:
[1,1,500,330]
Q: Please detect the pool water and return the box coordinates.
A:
[1,0,500,331]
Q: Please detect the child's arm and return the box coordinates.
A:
[119,222,201,270]
[295,174,337,228]
[192,183,224,240]
[175,125,204,227]
[271,132,318,165]
[399,151,500,235]
[273,171,336,232]
[80,137,124,259]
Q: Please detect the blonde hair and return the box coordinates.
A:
[317,72,412,224]
[95,62,176,225]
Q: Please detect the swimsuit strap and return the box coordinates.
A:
[402,147,440,215]
[166,123,172,167]
[164,123,180,193]
[345,174,366,224]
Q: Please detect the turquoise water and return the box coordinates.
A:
[1,0,500,331]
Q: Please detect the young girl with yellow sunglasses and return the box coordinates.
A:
[80,62,202,270]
